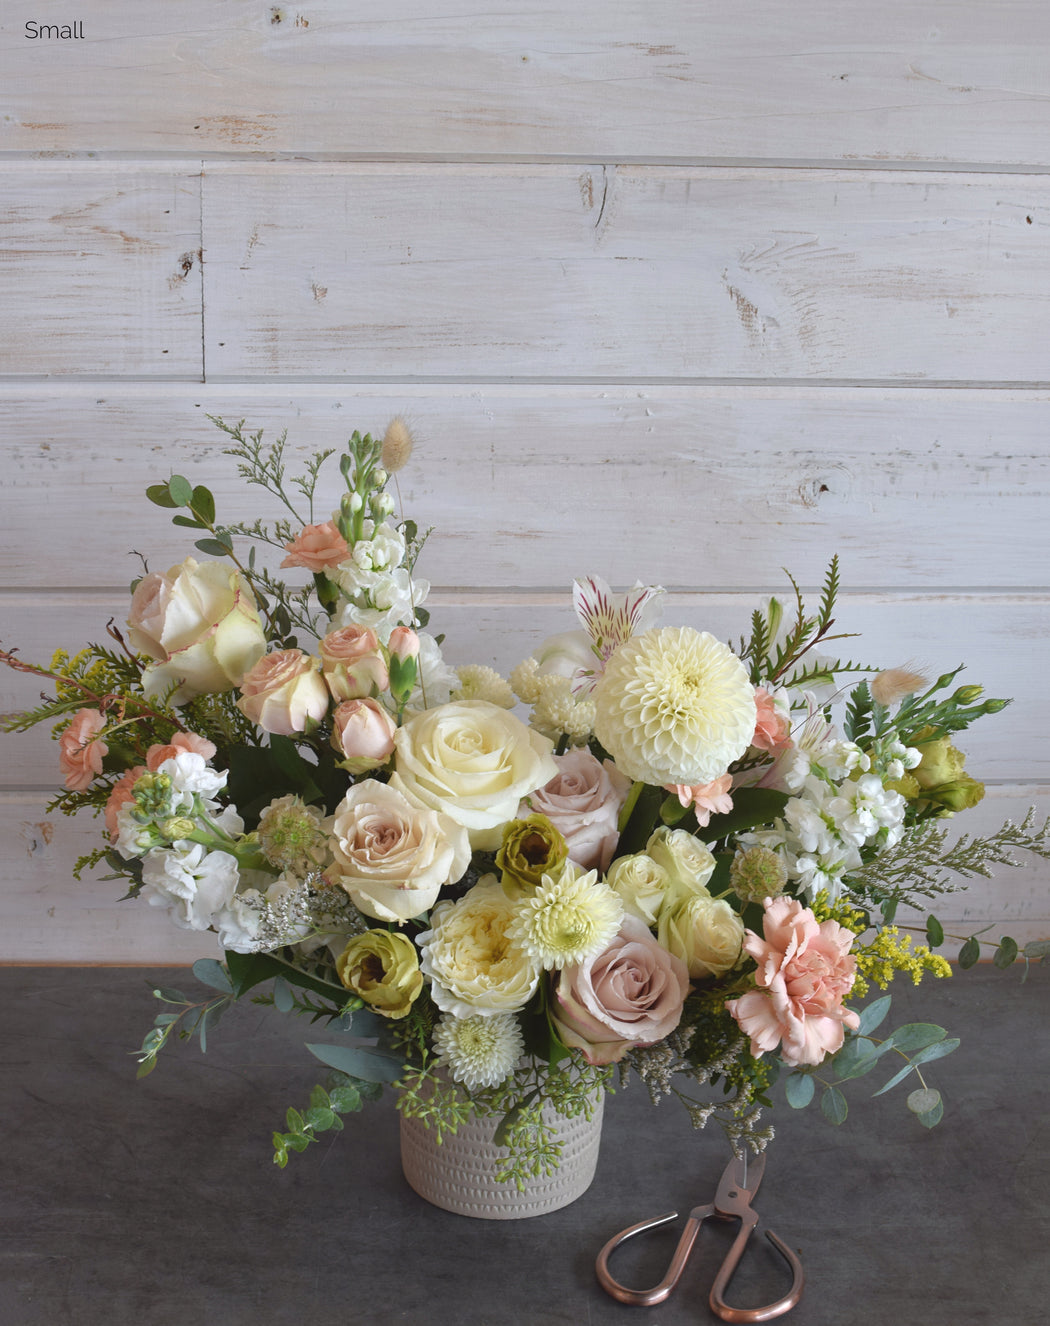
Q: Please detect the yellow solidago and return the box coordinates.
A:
[852,926,952,999]
[810,891,868,936]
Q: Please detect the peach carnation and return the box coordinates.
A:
[727,896,860,1068]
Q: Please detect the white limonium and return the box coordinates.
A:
[507,866,624,970]
[432,1012,525,1091]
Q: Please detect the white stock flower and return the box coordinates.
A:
[593,627,756,786]
[139,841,240,932]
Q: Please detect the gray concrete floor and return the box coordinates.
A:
[2,963,1047,1325]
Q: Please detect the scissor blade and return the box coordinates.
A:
[717,1151,767,1208]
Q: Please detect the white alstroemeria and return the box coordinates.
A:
[139,840,241,932]
[561,575,665,695]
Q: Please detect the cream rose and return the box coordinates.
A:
[551,916,690,1065]
[606,852,670,926]
[127,558,267,705]
[237,649,331,736]
[645,826,717,903]
[329,778,470,923]
[524,748,631,871]
[391,700,558,850]
[658,895,746,979]
[416,876,541,1017]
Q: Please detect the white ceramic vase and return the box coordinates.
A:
[400,1091,604,1219]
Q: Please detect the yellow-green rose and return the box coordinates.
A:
[336,930,423,1019]
[496,814,569,898]
[658,895,745,979]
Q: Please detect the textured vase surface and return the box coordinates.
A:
[400,1092,604,1219]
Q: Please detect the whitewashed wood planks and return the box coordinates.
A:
[1,384,1048,588]
[3,1,1050,165]
[0,165,204,377]
[200,165,1050,382]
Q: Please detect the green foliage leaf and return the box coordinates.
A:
[857,994,893,1037]
[994,936,1019,969]
[821,1086,849,1125]
[146,482,178,508]
[167,475,193,506]
[192,959,234,994]
[195,537,234,557]
[192,485,216,524]
[696,788,791,842]
[784,1073,815,1109]
[925,914,944,948]
[959,936,982,969]
[305,1042,403,1083]
[172,513,206,529]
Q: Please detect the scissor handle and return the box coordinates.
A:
[710,1225,805,1324]
[595,1207,712,1306]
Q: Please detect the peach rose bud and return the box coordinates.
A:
[319,626,389,702]
[237,649,330,736]
[331,698,398,774]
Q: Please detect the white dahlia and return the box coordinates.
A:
[592,627,756,786]
[507,867,623,970]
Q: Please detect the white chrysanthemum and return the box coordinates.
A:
[507,867,623,970]
[453,664,516,709]
[593,627,756,786]
[509,656,542,704]
[432,1012,524,1091]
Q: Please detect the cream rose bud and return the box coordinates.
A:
[645,826,717,902]
[237,649,330,736]
[551,916,690,1065]
[605,852,671,926]
[524,748,631,872]
[329,778,471,923]
[127,558,267,705]
[330,697,397,773]
[658,895,746,979]
[319,625,389,701]
[390,700,559,850]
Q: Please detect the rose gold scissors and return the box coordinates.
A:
[595,1152,804,1323]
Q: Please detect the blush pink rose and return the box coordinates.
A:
[525,748,631,871]
[59,709,108,790]
[320,626,389,701]
[237,649,330,736]
[104,765,146,842]
[146,731,217,771]
[551,916,690,1065]
[751,687,792,755]
[664,773,734,828]
[727,895,860,1068]
[280,521,350,573]
[331,697,398,773]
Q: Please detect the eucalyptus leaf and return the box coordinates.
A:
[784,1073,815,1109]
[916,1098,945,1129]
[907,1087,941,1116]
[820,1086,849,1125]
[907,1038,960,1068]
[192,958,234,994]
[305,1042,403,1084]
[152,986,188,1003]
[857,994,892,1037]
[959,936,982,969]
[195,537,234,557]
[272,976,294,1014]
[146,482,178,509]
[172,513,206,529]
[872,1061,918,1097]
[883,1023,946,1055]
[167,475,193,506]
[925,914,944,947]
[192,485,216,523]
[994,936,1019,969]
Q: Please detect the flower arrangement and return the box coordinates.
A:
[4,417,1048,1187]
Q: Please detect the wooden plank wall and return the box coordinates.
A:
[1,1,1048,962]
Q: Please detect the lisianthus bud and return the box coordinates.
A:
[496,813,569,898]
[387,626,420,704]
[336,930,423,1019]
[930,776,985,812]
[729,845,787,904]
[952,684,984,704]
